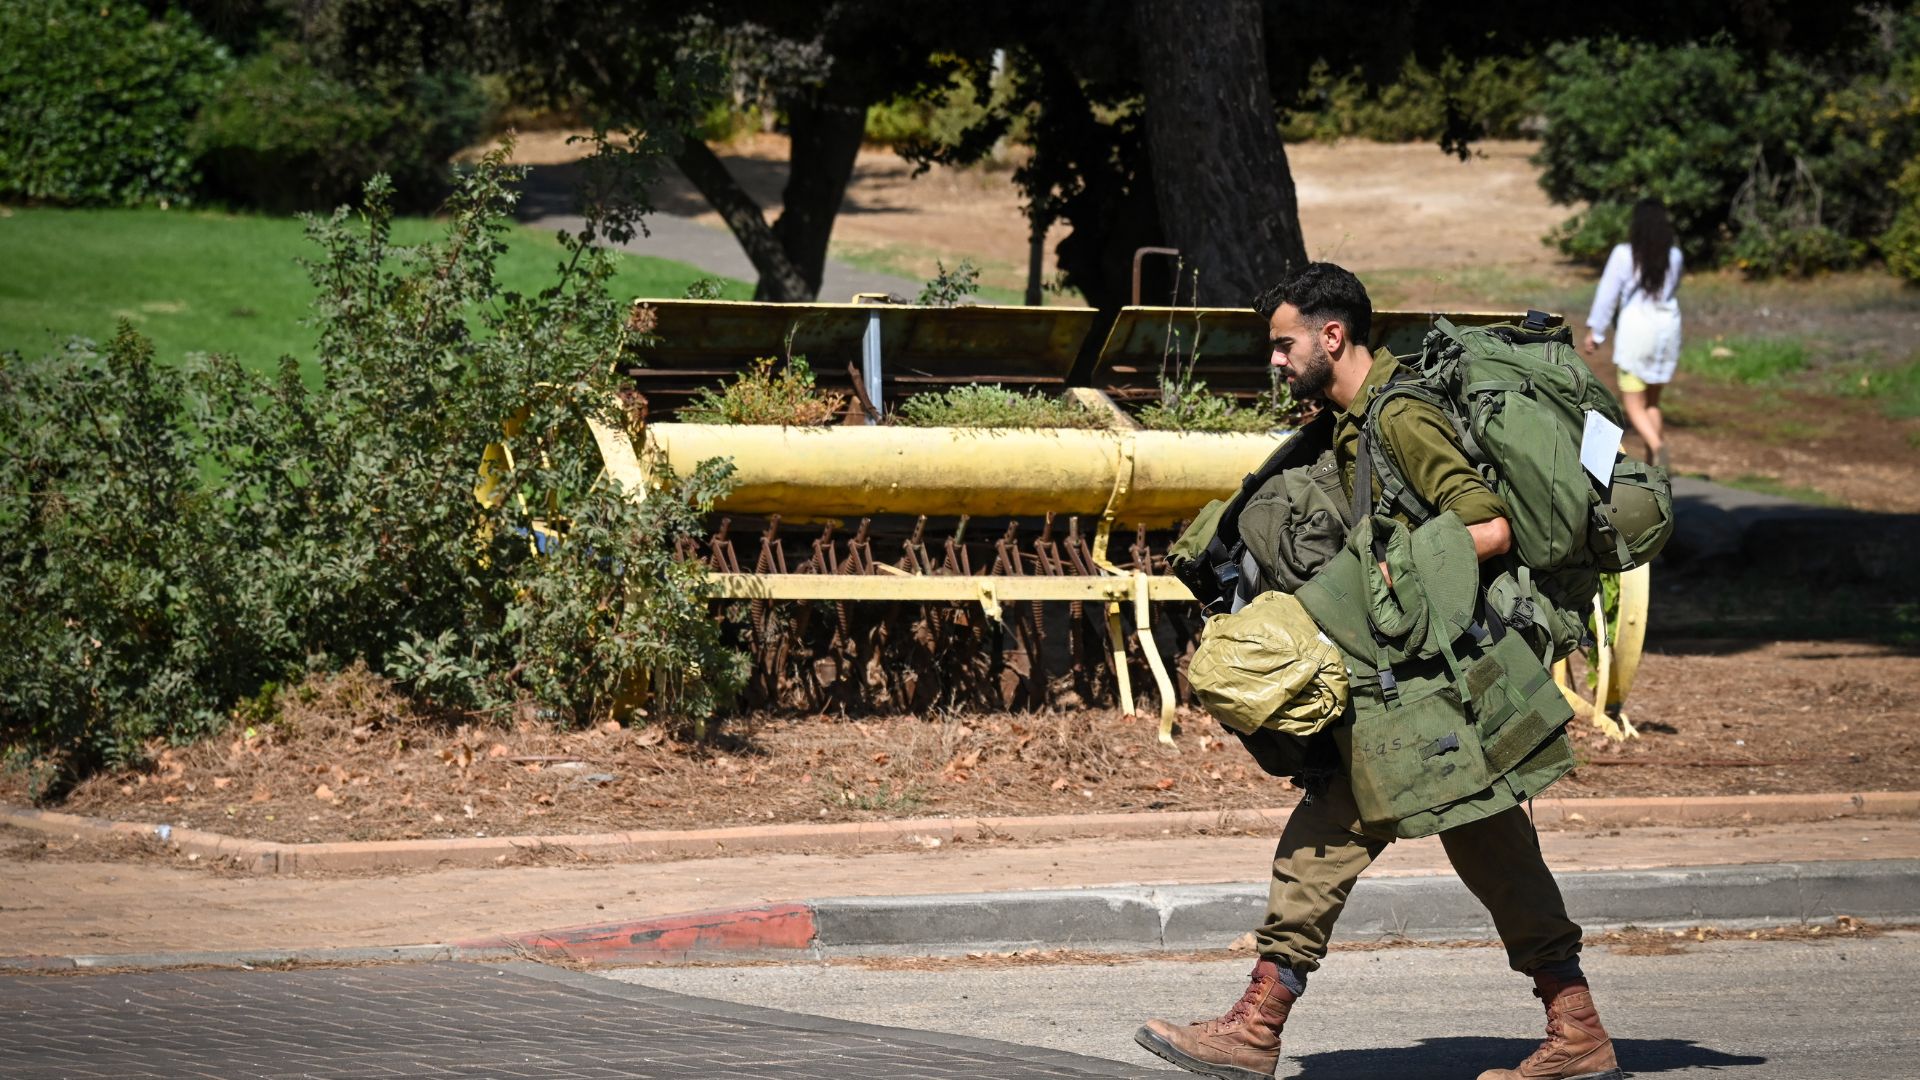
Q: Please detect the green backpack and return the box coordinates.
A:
[1355,314,1675,661]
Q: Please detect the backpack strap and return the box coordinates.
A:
[1355,376,1443,529]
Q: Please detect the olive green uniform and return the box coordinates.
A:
[1252,352,1583,976]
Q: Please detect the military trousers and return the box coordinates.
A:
[1253,774,1582,974]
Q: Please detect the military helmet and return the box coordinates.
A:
[1597,470,1674,568]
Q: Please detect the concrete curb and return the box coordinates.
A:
[454,858,1920,965]
[12,859,1916,971]
[6,791,1917,874]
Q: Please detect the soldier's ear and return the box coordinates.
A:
[1322,317,1347,354]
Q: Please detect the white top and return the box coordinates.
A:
[1586,243,1683,344]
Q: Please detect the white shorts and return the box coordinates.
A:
[1611,299,1682,385]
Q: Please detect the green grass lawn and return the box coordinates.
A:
[0,207,750,374]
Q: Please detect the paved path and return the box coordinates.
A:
[0,962,1155,1079]
[7,817,1915,957]
[517,163,922,302]
[614,931,1920,1078]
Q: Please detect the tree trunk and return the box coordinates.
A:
[768,86,869,301]
[1132,0,1308,307]
[670,81,868,303]
[672,139,814,301]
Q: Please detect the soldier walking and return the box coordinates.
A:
[1137,263,1622,1080]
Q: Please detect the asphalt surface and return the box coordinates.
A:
[0,962,1158,1079]
[609,931,1920,1078]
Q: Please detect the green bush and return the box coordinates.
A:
[1536,38,1806,263]
[1537,22,1919,275]
[1281,54,1542,144]
[866,68,997,148]
[0,0,231,206]
[1884,156,1920,283]
[0,148,746,796]
[896,385,1107,429]
[193,41,487,212]
[1876,53,1920,282]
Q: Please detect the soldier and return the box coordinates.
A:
[1135,263,1622,1080]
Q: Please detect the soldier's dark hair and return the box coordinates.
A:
[1253,263,1372,346]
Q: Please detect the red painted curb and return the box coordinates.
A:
[458,903,818,963]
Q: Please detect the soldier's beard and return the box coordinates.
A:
[1287,340,1334,403]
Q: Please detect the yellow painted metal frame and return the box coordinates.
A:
[1551,563,1651,741]
[587,410,1197,743]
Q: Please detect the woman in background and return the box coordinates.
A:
[1583,198,1684,467]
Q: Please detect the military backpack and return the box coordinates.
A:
[1352,313,1675,661]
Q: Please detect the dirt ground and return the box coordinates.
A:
[9,639,1913,845]
[506,131,1575,297]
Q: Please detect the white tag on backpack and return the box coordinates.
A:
[1580,410,1624,489]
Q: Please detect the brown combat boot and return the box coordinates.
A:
[1476,974,1625,1080]
[1134,958,1297,1079]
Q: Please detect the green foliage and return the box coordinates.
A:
[1280,54,1542,144]
[1881,128,1920,283]
[1137,375,1290,434]
[0,330,286,779]
[0,0,231,206]
[1537,20,1920,275]
[0,147,746,794]
[895,385,1107,429]
[865,67,1000,148]
[916,259,982,307]
[192,41,487,212]
[1536,38,1798,262]
[1683,337,1808,385]
[1136,305,1295,433]
[680,357,848,425]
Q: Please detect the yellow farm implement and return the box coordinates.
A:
[493,298,1649,740]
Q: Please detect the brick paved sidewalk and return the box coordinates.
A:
[0,962,1160,1079]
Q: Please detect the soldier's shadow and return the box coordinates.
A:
[1287,1037,1765,1078]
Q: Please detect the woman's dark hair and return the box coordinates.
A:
[1253,262,1373,345]
[1629,198,1676,297]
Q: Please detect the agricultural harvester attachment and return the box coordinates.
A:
[494,299,1649,741]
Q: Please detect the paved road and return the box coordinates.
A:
[4,935,1913,1078]
[517,162,923,302]
[0,962,1158,1079]
[611,931,1920,1078]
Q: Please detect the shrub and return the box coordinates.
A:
[896,385,1108,429]
[680,356,847,425]
[1537,20,1920,275]
[0,331,287,779]
[1876,52,1920,282]
[193,41,487,212]
[1281,54,1542,144]
[1883,157,1920,283]
[0,146,746,796]
[917,259,982,307]
[866,69,997,148]
[0,0,231,206]
[1535,38,1803,263]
